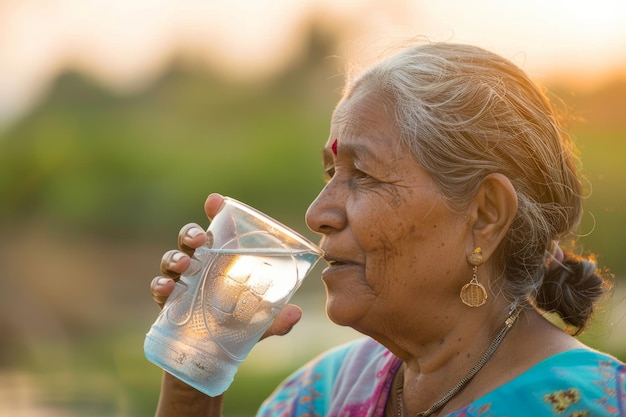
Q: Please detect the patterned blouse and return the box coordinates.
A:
[257,337,625,417]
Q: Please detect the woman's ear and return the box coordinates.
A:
[468,173,518,261]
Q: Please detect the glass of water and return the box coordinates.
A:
[144,197,323,397]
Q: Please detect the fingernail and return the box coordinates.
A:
[171,252,184,263]
[157,277,171,287]
[187,227,204,238]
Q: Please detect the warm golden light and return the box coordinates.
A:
[1,0,625,129]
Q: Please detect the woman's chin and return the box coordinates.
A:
[324,296,360,328]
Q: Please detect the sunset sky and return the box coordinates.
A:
[1,0,625,130]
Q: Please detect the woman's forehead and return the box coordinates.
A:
[331,92,393,135]
[323,130,404,169]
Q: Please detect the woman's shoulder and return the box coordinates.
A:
[553,347,624,366]
[457,348,626,417]
[257,338,398,417]
[532,348,625,386]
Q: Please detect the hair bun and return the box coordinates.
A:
[536,251,608,333]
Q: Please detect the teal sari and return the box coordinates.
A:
[257,338,625,417]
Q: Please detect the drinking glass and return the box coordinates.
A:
[144,197,322,396]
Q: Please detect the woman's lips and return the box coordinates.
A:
[321,254,362,277]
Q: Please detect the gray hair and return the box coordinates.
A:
[346,42,607,331]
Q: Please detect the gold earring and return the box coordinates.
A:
[460,247,488,307]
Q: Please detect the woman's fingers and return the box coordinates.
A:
[160,250,190,279]
[151,196,223,310]
[154,194,301,337]
[151,276,176,309]
[204,193,225,219]
[261,304,303,339]
[177,223,207,256]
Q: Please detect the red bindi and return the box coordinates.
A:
[331,138,338,155]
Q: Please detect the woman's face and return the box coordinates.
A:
[305,86,471,339]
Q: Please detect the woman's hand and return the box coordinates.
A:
[150,194,304,416]
[149,193,303,335]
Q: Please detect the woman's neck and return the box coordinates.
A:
[393,307,584,416]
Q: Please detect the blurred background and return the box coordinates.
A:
[0,0,625,415]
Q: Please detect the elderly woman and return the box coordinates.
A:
[150,43,625,416]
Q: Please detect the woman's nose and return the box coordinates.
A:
[305,182,347,235]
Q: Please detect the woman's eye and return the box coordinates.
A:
[353,170,375,183]
[323,168,335,182]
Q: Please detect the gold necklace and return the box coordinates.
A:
[394,308,521,417]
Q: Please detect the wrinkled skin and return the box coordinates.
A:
[305,86,471,349]
[149,85,585,417]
